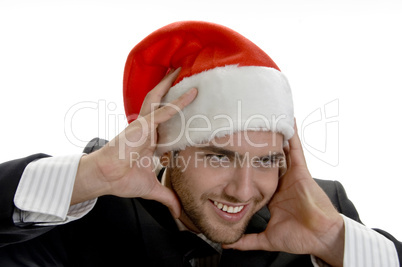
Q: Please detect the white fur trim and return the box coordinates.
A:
[156,65,294,155]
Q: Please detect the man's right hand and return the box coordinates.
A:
[71,69,197,218]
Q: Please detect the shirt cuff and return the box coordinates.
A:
[342,214,399,267]
[311,215,400,267]
[13,154,97,226]
[310,255,330,267]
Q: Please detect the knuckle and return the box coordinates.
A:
[143,90,154,101]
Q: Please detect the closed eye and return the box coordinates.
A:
[206,154,230,162]
[253,155,282,168]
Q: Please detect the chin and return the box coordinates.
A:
[204,228,245,244]
[196,219,248,244]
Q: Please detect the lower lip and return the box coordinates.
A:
[209,200,248,223]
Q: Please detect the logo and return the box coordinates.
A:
[301,99,339,167]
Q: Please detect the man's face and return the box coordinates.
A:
[165,131,285,244]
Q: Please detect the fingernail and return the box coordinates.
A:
[187,87,197,95]
[185,88,198,101]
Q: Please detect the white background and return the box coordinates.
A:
[1,0,402,241]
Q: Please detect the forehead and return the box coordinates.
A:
[187,131,284,155]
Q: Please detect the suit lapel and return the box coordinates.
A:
[133,198,184,265]
[134,198,219,266]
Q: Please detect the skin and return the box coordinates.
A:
[223,123,345,266]
[164,131,284,244]
[72,69,345,266]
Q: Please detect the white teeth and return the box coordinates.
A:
[212,201,244,214]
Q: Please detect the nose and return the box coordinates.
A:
[223,165,256,203]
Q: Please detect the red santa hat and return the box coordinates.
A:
[123,21,294,155]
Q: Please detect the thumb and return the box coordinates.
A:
[222,233,270,251]
[146,182,182,219]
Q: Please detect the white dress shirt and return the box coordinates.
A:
[13,155,400,266]
[13,154,96,225]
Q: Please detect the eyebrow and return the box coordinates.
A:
[197,146,285,161]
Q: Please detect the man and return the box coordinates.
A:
[0,21,401,266]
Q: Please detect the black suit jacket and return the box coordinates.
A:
[0,138,401,266]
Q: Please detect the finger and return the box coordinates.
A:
[287,119,307,168]
[124,87,196,153]
[146,182,182,218]
[139,68,181,116]
[222,233,269,251]
[150,87,198,125]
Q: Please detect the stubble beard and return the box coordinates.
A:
[170,166,262,244]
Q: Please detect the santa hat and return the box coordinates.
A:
[123,21,294,156]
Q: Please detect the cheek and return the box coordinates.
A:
[182,158,232,192]
[177,167,221,199]
[258,175,280,200]
[187,173,224,195]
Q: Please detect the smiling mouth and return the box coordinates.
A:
[212,201,245,214]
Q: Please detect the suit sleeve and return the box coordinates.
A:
[333,180,402,265]
[0,154,53,247]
